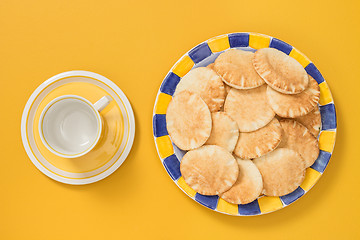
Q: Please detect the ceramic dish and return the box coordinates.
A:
[21,70,135,185]
[152,33,337,215]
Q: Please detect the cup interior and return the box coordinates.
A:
[41,97,100,157]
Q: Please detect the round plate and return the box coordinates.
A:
[21,70,135,185]
[152,33,337,216]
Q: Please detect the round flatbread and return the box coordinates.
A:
[174,67,225,112]
[214,49,265,89]
[205,112,239,152]
[180,145,239,195]
[207,63,215,70]
[253,48,309,94]
[166,91,211,150]
[224,85,275,132]
[208,62,232,95]
[266,75,320,118]
[221,158,263,204]
[234,118,282,159]
[296,106,321,137]
[224,84,232,95]
[275,114,283,121]
[279,119,319,168]
[253,148,306,196]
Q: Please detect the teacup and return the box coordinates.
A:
[39,95,112,158]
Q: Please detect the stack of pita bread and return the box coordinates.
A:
[166,47,320,204]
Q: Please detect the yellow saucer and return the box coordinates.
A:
[21,71,135,184]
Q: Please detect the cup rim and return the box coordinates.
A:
[39,94,103,158]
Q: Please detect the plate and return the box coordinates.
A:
[152,33,337,215]
[21,70,135,185]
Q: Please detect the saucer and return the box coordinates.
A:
[21,71,135,185]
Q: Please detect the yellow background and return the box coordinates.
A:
[0,0,359,239]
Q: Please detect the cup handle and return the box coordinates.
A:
[94,96,112,112]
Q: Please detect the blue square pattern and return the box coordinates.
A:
[320,104,337,130]
[311,150,332,173]
[163,154,181,180]
[269,38,293,55]
[188,42,212,64]
[228,33,249,48]
[305,63,325,84]
[153,114,168,138]
[238,200,261,215]
[280,187,305,205]
[195,194,219,210]
[160,72,181,96]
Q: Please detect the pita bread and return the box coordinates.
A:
[174,67,225,112]
[207,63,215,70]
[224,85,232,95]
[214,49,265,89]
[221,158,263,204]
[275,114,283,121]
[267,75,320,118]
[224,85,275,132]
[180,145,239,195]
[253,48,309,94]
[295,106,321,137]
[253,148,306,196]
[279,119,319,168]
[166,91,211,150]
[208,62,232,94]
[234,118,282,159]
[205,112,239,152]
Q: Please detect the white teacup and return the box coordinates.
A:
[39,95,112,158]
